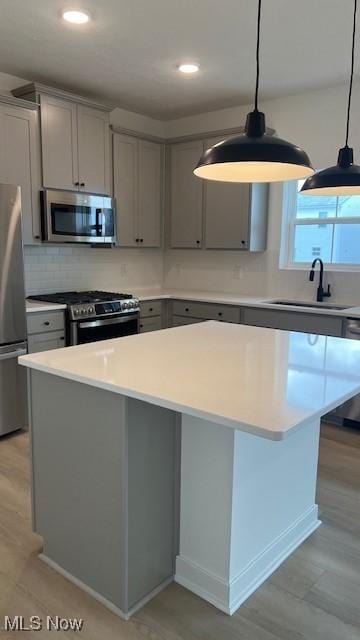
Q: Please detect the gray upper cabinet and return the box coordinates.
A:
[169,136,268,251]
[138,140,161,247]
[40,94,78,192]
[204,135,268,250]
[113,133,162,247]
[77,105,111,195]
[170,140,204,248]
[0,100,41,245]
[41,96,110,195]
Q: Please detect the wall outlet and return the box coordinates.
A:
[233,265,243,279]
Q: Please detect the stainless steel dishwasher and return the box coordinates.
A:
[329,318,360,427]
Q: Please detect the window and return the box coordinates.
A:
[280,180,360,269]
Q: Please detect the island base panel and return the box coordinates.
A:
[175,415,321,615]
[28,370,179,618]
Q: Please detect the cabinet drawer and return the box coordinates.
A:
[28,330,65,353]
[140,300,162,317]
[172,300,240,323]
[172,315,205,327]
[242,307,344,337]
[139,316,162,333]
[27,311,65,335]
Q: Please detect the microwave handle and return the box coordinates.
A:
[95,209,106,237]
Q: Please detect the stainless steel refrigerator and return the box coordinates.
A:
[0,184,27,436]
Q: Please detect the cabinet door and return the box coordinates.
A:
[28,330,65,353]
[139,316,162,333]
[204,136,250,249]
[138,140,162,247]
[170,141,204,248]
[113,133,138,246]
[40,95,78,191]
[77,105,110,195]
[0,103,42,245]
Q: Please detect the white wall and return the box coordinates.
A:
[163,82,360,304]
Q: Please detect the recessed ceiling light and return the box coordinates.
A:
[62,9,90,24]
[178,63,200,74]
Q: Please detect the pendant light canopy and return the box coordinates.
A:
[194,0,314,183]
[300,0,360,196]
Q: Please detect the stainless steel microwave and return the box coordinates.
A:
[41,189,116,244]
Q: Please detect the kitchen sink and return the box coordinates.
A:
[266,300,353,311]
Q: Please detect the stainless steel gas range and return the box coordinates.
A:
[28,291,140,346]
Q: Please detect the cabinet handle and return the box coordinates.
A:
[140,324,143,328]
[218,312,223,316]
[196,240,200,245]
[149,307,153,312]
[34,235,40,240]
[80,182,85,187]
[60,336,65,341]
[140,238,144,243]
[74,181,79,186]
[44,321,50,326]
[136,238,139,243]
[185,308,189,312]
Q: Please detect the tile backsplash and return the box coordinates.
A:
[24,246,163,295]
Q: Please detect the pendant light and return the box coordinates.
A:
[300,0,360,196]
[194,0,314,183]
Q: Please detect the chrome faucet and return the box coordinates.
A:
[309,258,331,303]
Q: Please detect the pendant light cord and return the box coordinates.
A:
[254,0,262,112]
[345,0,357,147]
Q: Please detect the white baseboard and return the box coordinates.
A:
[39,554,173,620]
[175,505,321,615]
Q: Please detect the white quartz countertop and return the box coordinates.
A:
[26,300,67,313]
[134,288,360,317]
[25,289,360,317]
[19,322,360,440]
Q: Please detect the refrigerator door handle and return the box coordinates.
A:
[0,347,27,361]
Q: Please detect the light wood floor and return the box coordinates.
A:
[0,423,359,639]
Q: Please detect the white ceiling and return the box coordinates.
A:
[0,0,357,119]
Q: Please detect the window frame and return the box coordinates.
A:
[279,181,360,272]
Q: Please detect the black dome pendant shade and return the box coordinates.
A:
[301,0,360,196]
[194,0,314,183]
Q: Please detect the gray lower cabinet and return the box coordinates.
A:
[140,316,162,333]
[28,331,65,353]
[29,371,178,615]
[168,299,344,337]
[27,311,66,353]
[172,315,204,327]
[139,300,163,333]
[170,300,240,327]
[241,307,344,337]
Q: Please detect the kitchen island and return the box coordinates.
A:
[19,322,360,618]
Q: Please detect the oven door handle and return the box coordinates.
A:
[78,315,138,329]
